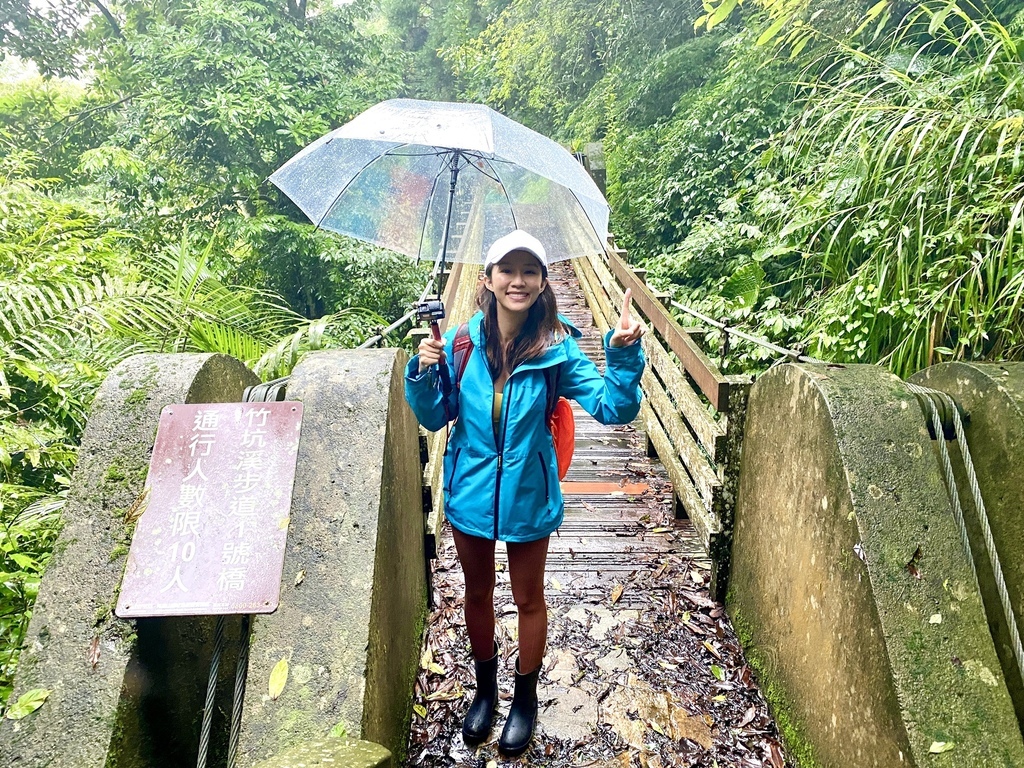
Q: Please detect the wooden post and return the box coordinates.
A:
[709,374,752,603]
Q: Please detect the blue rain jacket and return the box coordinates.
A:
[404,311,645,542]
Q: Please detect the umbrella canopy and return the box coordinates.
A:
[269,99,609,265]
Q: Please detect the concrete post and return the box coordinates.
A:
[0,354,259,768]
[729,363,1024,767]
[910,362,1024,730]
[236,349,426,766]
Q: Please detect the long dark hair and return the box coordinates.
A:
[476,267,563,377]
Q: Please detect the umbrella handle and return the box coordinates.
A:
[430,321,453,393]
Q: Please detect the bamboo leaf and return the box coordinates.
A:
[927,6,951,36]
[756,15,789,46]
[706,0,738,31]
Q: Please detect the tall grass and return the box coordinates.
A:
[780,1,1024,373]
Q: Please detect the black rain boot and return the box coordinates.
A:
[462,642,499,746]
[498,659,540,757]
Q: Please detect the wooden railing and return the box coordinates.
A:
[417,246,751,601]
[572,247,751,601]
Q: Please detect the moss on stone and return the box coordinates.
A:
[729,603,820,767]
[741,639,818,765]
[251,738,392,768]
[329,721,350,739]
[124,388,148,407]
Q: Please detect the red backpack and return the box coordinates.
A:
[452,323,575,480]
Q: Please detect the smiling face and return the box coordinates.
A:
[484,249,548,317]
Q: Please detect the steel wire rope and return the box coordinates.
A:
[220,261,448,762]
[196,614,226,768]
[245,260,443,405]
[668,299,825,364]
[227,614,252,768]
[907,381,1024,687]
[357,256,448,350]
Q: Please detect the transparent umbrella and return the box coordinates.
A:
[268,98,609,275]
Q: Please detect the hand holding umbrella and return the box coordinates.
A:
[609,289,643,347]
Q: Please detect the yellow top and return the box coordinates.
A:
[492,391,503,427]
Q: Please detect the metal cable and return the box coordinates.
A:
[669,299,825,364]
[356,309,418,350]
[908,383,978,585]
[357,259,445,350]
[907,382,1024,686]
[197,614,226,768]
[227,614,252,768]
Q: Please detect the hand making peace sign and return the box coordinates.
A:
[608,288,644,348]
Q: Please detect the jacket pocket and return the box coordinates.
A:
[537,451,549,503]
[447,448,462,495]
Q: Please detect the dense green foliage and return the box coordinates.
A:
[397,0,1024,373]
[0,0,426,709]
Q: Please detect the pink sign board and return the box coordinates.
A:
[116,402,303,617]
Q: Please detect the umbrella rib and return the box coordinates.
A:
[312,148,399,229]
[387,146,479,159]
[416,156,452,265]
[478,156,518,230]
[566,186,608,255]
[467,158,502,186]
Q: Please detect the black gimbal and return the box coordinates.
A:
[415,299,452,393]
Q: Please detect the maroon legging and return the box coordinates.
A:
[451,527,550,673]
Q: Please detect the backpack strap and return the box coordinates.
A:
[543,363,562,421]
[454,321,561,417]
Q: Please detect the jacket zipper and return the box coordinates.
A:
[493,377,514,539]
[538,451,549,504]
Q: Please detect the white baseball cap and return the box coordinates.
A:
[484,230,548,271]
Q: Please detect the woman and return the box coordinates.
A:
[404,229,644,756]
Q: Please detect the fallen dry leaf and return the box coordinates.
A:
[906,546,923,579]
[403,278,790,767]
[603,675,713,751]
[611,584,624,604]
[703,640,723,660]
[123,486,150,525]
[268,658,288,700]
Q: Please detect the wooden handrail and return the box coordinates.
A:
[571,245,752,600]
[423,245,751,601]
[607,249,734,412]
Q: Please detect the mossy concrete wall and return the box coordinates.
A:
[0,354,259,768]
[729,363,1024,767]
[236,349,426,766]
[909,362,1024,728]
[251,738,391,768]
